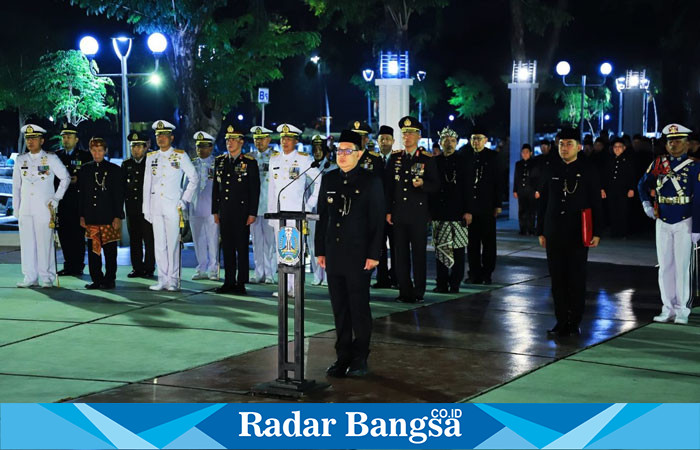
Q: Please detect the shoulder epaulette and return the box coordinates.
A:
[147,151,158,156]
[369,151,380,157]
[420,150,433,158]
[271,150,280,156]
[391,149,403,154]
[243,153,255,160]
[298,151,309,156]
[216,154,226,159]
[174,149,185,154]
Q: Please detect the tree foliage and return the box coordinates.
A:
[552,86,612,133]
[445,73,494,125]
[25,50,116,126]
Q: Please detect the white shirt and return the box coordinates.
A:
[188,155,215,217]
[267,149,321,213]
[142,147,199,217]
[12,150,70,216]
[253,147,273,216]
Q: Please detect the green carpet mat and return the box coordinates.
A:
[0,263,482,402]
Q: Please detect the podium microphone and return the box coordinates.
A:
[301,160,330,213]
[276,159,322,213]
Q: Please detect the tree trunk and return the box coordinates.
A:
[168,29,203,155]
[17,109,26,154]
[536,0,568,102]
[510,0,526,61]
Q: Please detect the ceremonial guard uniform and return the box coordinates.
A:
[189,131,219,280]
[602,137,637,238]
[143,120,199,291]
[267,123,321,295]
[316,130,384,377]
[430,127,468,293]
[513,146,537,235]
[13,124,70,287]
[350,120,384,178]
[537,128,603,336]
[638,123,700,325]
[463,127,502,284]
[212,125,260,294]
[249,126,277,284]
[54,123,92,276]
[122,132,155,277]
[385,117,439,302]
[78,138,124,289]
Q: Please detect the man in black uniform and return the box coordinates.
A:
[513,143,537,235]
[462,126,502,285]
[430,127,467,293]
[537,127,602,336]
[350,120,384,178]
[373,125,397,289]
[385,116,440,303]
[316,129,384,377]
[601,137,636,238]
[78,138,125,289]
[55,123,92,276]
[122,131,155,277]
[212,124,260,295]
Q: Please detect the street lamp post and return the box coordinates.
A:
[311,55,330,137]
[555,61,612,142]
[362,69,374,128]
[80,33,167,159]
[416,70,426,123]
[615,70,652,137]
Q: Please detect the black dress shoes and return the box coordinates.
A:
[215,285,235,294]
[395,296,416,304]
[85,282,101,289]
[326,361,350,378]
[141,271,155,278]
[464,277,483,285]
[347,359,369,377]
[127,270,141,278]
[101,281,116,289]
[449,286,460,293]
[234,284,248,295]
[432,286,449,293]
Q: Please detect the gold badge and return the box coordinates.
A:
[327,196,333,204]
[26,126,34,134]
[197,132,204,140]
[670,125,679,133]
[404,118,411,127]
[227,125,234,133]
[283,125,290,133]
[157,121,164,129]
[131,133,138,140]
[354,121,360,129]
[255,127,262,134]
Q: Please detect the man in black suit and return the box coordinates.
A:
[316,129,384,378]
[122,131,155,278]
[55,123,93,276]
[78,138,125,289]
[373,125,397,289]
[462,126,502,285]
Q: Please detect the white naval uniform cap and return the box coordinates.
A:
[662,123,692,139]
[250,126,273,139]
[152,120,176,135]
[276,123,302,138]
[21,124,47,137]
[193,131,215,146]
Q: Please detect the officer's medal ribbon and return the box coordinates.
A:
[151,157,158,175]
[411,162,425,182]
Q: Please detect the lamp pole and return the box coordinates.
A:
[362,69,375,128]
[556,61,612,142]
[80,33,167,159]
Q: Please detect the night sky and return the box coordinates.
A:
[2,0,700,151]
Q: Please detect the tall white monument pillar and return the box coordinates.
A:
[508,61,538,221]
[374,51,413,149]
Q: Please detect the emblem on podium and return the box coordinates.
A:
[277,226,301,265]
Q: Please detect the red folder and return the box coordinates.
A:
[581,208,593,247]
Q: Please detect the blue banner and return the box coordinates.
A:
[1,403,699,449]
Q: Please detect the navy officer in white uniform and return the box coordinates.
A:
[13,124,70,287]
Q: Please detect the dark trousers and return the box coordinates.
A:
[221,218,249,287]
[608,193,630,238]
[57,209,86,272]
[436,248,465,290]
[87,240,118,284]
[546,237,589,327]
[394,220,428,300]
[467,214,497,281]
[375,222,396,285]
[327,270,372,364]
[517,191,537,234]
[126,214,155,273]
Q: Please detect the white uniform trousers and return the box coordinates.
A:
[656,218,692,318]
[307,220,326,284]
[190,215,219,276]
[19,211,56,284]
[152,212,182,287]
[251,216,276,282]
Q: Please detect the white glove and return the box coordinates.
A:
[642,201,655,220]
[693,233,700,244]
[47,198,59,210]
[177,199,187,211]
